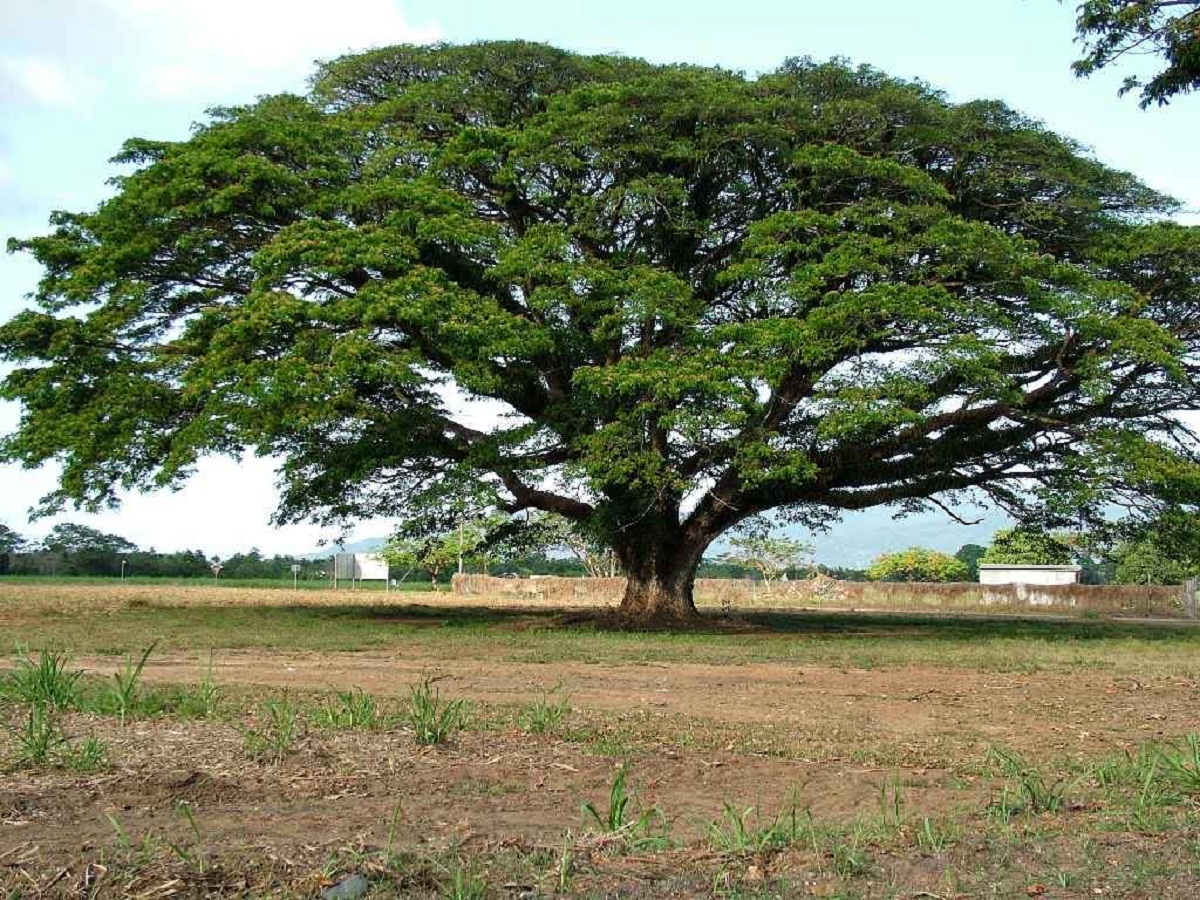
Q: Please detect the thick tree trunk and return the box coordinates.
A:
[617,537,706,623]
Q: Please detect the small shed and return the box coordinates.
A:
[978,564,1081,586]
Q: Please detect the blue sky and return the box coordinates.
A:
[0,1,1195,560]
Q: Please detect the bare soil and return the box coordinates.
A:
[5,646,1199,897]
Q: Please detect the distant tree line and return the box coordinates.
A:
[1,516,1193,586]
[0,523,328,580]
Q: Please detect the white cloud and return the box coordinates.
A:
[102,0,440,99]
[0,55,79,106]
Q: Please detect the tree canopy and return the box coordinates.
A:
[980,527,1075,566]
[866,548,970,583]
[1069,1,1200,107]
[3,42,1200,621]
[42,523,138,555]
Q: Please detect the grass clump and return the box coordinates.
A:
[581,765,669,850]
[1,645,82,710]
[5,706,109,772]
[985,745,1071,814]
[94,641,158,724]
[707,801,812,855]
[242,694,303,762]
[312,687,381,730]
[171,670,222,719]
[406,678,469,745]
[1157,733,1200,793]
[517,687,571,734]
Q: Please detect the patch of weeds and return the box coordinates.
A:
[106,813,163,866]
[581,764,670,851]
[878,773,904,833]
[1053,869,1077,888]
[708,800,813,855]
[985,745,1070,814]
[556,831,574,893]
[915,816,955,854]
[406,678,469,745]
[65,734,110,772]
[448,776,522,799]
[312,687,380,730]
[6,705,67,766]
[172,666,222,719]
[1157,733,1200,793]
[95,641,158,724]
[1,644,82,710]
[517,686,571,734]
[438,855,486,900]
[829,831,869,878]
[987,784,1025,822]
[166,800,207,876]
[242,694,303,762]
[5,706,108,771]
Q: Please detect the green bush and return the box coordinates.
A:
[866,548,970,582]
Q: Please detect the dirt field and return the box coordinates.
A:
[2,583,1199,898]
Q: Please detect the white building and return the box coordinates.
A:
[978,564,1081,586]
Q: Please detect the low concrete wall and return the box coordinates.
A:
[452,574,1186,618]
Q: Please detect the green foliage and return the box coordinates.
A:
[172,662,222,719]
[0,524,28,553]
[581,764,667,848]
[4,42,1200,620]
[866,548,970,582]
[6,705,67,766]
[439,857,487,900]
[1111,537,1191,584]
[5,706,109,771]
[406,678,469,745]
[517,687,572,734]
[1157,733,1200,793]
[242,695,303,762]
[981,528,1074,566]
[954,543,987,581]
[1,645,82,710]
[42,523,138,554]
[718,529,813,585]
[707,801,811,854]
[312,687,381,730]
[985,745,1071,813]
[97,641,158,724]
[1070,1,1200,107]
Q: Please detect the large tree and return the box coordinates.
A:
[1069,1,1200,107]
[3,43,1200,622]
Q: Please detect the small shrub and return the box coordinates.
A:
[2,645,82,711]
[242,695,303,762]
[517,688,571,734]
[406,678,469,745]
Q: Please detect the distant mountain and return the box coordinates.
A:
[301,505,1010,568]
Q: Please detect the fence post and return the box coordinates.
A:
[1184,578,1197,620]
